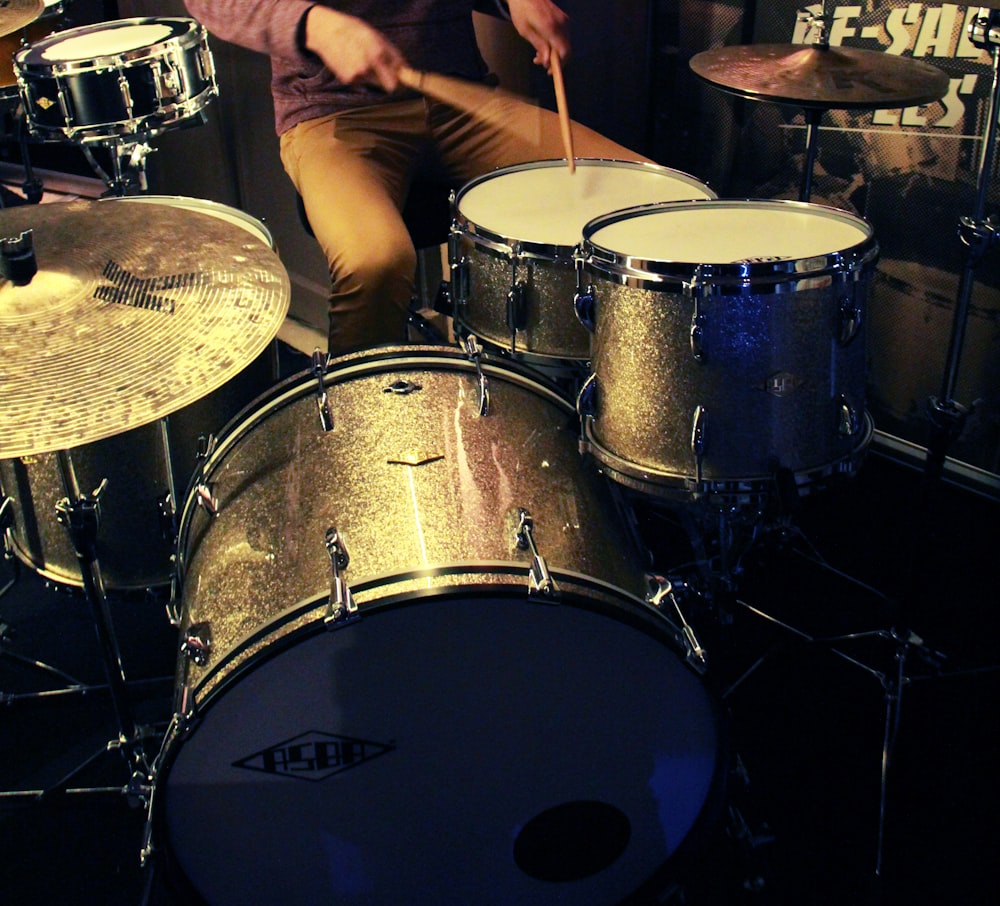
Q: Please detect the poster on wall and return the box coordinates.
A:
[716,2,1000,484]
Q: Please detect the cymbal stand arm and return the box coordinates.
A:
[925,12,1000,479]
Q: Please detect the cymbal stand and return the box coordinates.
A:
[796,5,833,202]
[0,451,152,802]
[923,8,1000,483]
[1,487,96,697]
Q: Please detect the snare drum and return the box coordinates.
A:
[450,159,716,365]
[152,346,722,906]
[14,17,216,142]
[576,199,878,501]
[0,198,274,591]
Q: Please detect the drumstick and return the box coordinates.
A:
[549,51,575,174]
[397,65,523,130]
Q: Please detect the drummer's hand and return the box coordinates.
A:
[303,6,407,93]
[506,0,571,70]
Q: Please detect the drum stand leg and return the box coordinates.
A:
[0,453,154,803]
[725,599,949,885]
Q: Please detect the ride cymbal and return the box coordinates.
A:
[0,199,289,459]
[690,43,949,110]
[0,0,42,39]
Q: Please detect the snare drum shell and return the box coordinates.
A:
[581,200,878,492]
[451,160,716,361]
[15,18,216,140]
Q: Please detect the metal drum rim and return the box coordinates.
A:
[13,16,202,73]
[581,197,879,288]
[452,158,718,261]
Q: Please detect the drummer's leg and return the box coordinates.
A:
[430,92,654,181]
[279,102,426,354]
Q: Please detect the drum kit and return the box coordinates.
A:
[0,2,994,904]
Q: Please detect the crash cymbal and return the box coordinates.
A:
[0,199,289,459]
[0,0,43,39]
[690,43,949,110]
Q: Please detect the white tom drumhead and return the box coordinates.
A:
[587,199,871,265]
[40,22,175,61]
[457,160,715,248]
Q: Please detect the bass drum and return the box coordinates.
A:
[153,346,723,906]
[0,197,275,591]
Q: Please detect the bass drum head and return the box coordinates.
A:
[160,590,722,906]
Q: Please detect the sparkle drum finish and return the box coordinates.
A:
[14,17,217,141]
[450,159,716,366]
[153,346,723,906]
[576,199,878,501]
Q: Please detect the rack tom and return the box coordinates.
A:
[450,159,715,368]
[576,198,878,501]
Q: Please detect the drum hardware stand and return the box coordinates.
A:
[0,450,156,803]
[722,593,949,885]
[922,8,1000,487]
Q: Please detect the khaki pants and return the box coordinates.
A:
[279,95,647,354]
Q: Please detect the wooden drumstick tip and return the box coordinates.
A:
[550,51,575,174]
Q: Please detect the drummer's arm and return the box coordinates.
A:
[183,1,407,93]
[182,0,313,60]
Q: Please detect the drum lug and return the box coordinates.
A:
[838,292,862,345]
[324,528,358,626]
[507,279,528,334]
[197,43,217,87]
[691,405,707,484]
[312,350,335,431]
[449,228,469,308]
[838,394,861,437]
[515,508,558,598]
[180,621,213,667]
[645,573,707,673]
[117,72,135,121]
[462,335,490,416]
[686,266,706,360]
[574,284,596,333]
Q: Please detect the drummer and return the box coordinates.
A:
[182,0,650,355]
